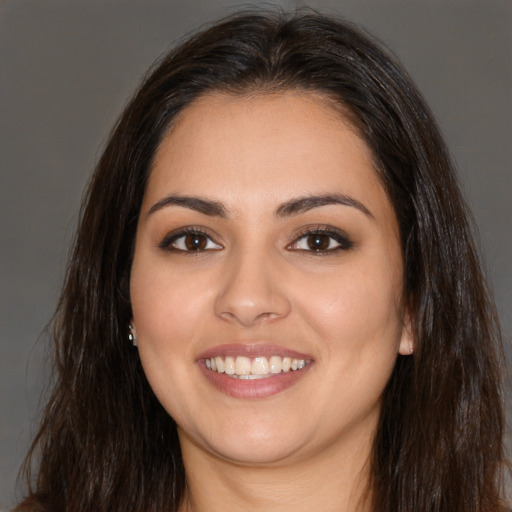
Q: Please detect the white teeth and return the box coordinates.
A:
[252,357,270,375]
[205,355,309,378]
[214,356,224,373]
[235,356,252,376]
[224,356,235,375]
[269,355,282,374]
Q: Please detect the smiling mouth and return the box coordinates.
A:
[204,355,312,379]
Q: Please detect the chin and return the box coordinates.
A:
[180,420,309,466]
[210,436,304,466]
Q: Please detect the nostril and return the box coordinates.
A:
[257,312,277,321]
[217,308,287,327]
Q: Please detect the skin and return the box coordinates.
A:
[130,91,413,511]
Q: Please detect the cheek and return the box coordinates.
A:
[295,258,403,354]
[130,261,212,358]
[129,263,211,422]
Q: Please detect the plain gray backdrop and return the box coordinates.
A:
[1,0,510,509]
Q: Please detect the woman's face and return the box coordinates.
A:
[130,91,412,466]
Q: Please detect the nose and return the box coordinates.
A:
[214,249,291,327]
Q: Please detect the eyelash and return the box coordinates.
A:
[159,225,353,254]
[159,227,222,253]
[287,225,353,254]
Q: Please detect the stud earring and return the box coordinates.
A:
[128,324,138,347]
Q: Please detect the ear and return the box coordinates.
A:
[398,311,414,355]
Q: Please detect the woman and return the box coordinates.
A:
[16,9,507,512]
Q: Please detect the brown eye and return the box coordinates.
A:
[184,233,208,250]
[162,230,223,252]
[288,228,353,254]
[306,234,330,251]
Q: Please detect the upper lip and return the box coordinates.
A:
[196,343,314,361]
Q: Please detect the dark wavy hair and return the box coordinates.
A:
[16,9,507,512]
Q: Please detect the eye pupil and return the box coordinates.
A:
[185,234,207,250]
[307,234,329,251]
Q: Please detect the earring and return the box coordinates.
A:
[128,324,138,347]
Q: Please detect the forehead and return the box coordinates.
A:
[145,91,393,226]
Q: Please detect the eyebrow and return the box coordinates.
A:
[276,194,374,219]
[147,193,373,220]
[147,195,228,218]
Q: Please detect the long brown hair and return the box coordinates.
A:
[16,9,507,512]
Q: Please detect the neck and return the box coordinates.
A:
[177,428,374,512]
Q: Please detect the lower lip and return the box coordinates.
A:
[198,362,313,399]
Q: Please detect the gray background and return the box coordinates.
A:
[1,0,510,509]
